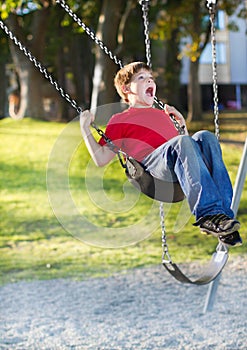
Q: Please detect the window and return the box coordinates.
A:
[200,42,227,64]
[202,10,225,30]
[216,11,225,30]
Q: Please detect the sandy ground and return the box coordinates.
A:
[0,255,246,350]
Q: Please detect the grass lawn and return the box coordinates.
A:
[0,114,246,285]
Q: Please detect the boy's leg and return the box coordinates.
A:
[190,131,242,246]
[143,134,226,217]
[168,135,229,219]
[142,134,241,240]
[191,130,234,218]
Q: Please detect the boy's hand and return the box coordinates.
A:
[80,110,95,136]
[79,109,115,166]
[164,104,184,123]
[164,104,188,134]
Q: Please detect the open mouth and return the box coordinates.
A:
[145,87,154,97]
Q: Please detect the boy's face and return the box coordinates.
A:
[123,68,156,108]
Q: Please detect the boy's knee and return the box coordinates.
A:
[180,134,193,144]
[174,134,194,152]
[193,130,216,142]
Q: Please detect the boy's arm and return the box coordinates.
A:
[80,110,115,167]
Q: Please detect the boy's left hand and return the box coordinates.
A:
[164,104,188,134]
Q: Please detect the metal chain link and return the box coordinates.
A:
[160,202,172,264]
[207,1,220,140]
[0,1,188,266]
[139,0,184,265]
[0,18,124,160]
[0,19,83,115]
[161,0,219,265]
[154,97,186,135]
[139,0,152,67]
[56,0,184,135]
[90,121,123,155]
[161,1,219,265]
[205,0,217,12]
[139,1,185,135]
[56,0,123,69]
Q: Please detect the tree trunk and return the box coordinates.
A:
[7,8,51,119]
[70,34,94,111]
[90,0,126,118]
[187,59,202,122]
[0,62,7,118]
[186,0,204,123]
[8,43,29,120]
[164,29,182,109]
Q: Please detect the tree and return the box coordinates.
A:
[151,0,247,121]
[90,0,127,117]
[150,1,183,109]
[55,0,101,120]
[1,1,53,119]
[0,0,100,120]
[0,30,10,118]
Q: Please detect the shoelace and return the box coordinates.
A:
[193,214,231,227]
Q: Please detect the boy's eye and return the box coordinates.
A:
[137,75,153,80]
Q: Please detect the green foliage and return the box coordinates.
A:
[59,0,100,33]
[0,117,246,285]
[0,0,42,19]
[0,1,20,19]
[150,0,247,62]
[151,0,208,59]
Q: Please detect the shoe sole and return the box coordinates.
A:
[200,222,241,237]
[219,237,243,247]
[221,240,243,247]
[219,231,243,247]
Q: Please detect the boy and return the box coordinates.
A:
[80,61,242,247]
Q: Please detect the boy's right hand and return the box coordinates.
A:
[80,110,95,134]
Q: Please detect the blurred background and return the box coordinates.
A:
[1,0,247,123]
[0,1,246,286]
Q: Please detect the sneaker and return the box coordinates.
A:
[193,214,240,237]
[219,231,243,247]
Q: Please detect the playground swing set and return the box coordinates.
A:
[1,0,246,300]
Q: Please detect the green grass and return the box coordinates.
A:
[0,115,246,285]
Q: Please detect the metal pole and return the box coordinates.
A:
[231,137,247,215]
[235,84,242,110]
[203,137,247,313]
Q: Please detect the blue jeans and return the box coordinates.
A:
[142,130,234,220]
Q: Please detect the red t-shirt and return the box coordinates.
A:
[98,107,179,161]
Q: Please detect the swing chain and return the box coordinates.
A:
[56,0,123,69]
[139,0,152,67]
[138,0,182,264]
[56,0,185,136]
[0,19,83,115]
[207,1,220,140]
[153,97,186,135]
[160,202,172,264]
[91,121,124,156]
[205,0,217,12]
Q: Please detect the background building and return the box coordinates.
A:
[181,8,247,111]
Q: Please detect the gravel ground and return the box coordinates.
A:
[0,256,246,350]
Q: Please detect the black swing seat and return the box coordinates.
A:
[162,242,229,285]
[125,157,185,203]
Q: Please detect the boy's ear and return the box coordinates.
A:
[121,84,130,94]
